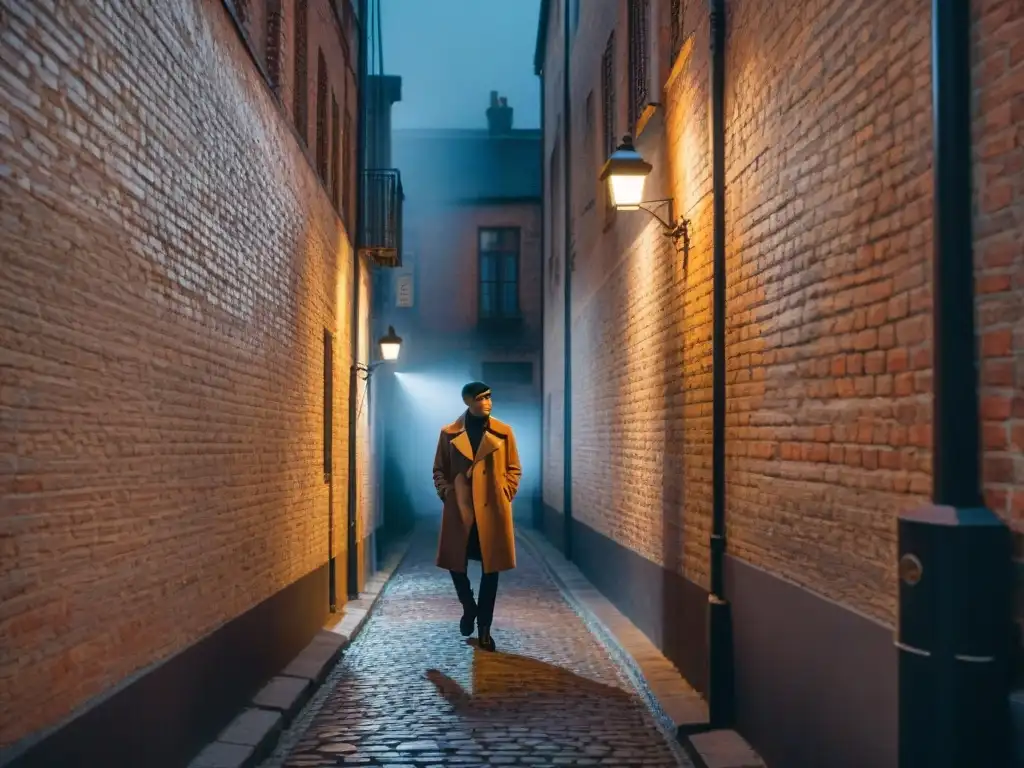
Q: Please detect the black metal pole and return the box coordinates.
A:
[707,0,734,729]
[896,0,1012,764]
[561,0,573,560]
[348,0,369,601]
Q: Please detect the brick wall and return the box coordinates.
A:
[0,0,370,747]
[402,203,543,338]
[544,0,1022,636]
[973,0,1024,648]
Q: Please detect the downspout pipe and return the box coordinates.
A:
[895,0,1012,764]
[561,0,573,560]
[348,0,370,601]
[538,68,546,532]
[707,0,735,729]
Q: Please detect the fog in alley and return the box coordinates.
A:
[2,1,1021,767]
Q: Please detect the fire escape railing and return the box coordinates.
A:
[359,168,404,268]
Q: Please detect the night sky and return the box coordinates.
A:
[380,0,542,130]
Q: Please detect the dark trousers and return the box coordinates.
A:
[450,568,499,629]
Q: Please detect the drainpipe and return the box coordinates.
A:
[895,0,1012,764]
[348,0,369,601]
[538,68,546,532]
[561,0,573,560]
[707,0,735,729]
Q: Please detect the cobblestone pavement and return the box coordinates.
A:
[262,527,692,768]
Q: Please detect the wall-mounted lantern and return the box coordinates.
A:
[378,325,402,361]
[353,325,403,380]
[600,134,691,253]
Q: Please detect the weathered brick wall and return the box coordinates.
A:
[973,0,1024,650]
[545,0,941,625]
[0,0,368,746]
[402,202,543,338]
[718,0,934,623]
[548,0,1024,632]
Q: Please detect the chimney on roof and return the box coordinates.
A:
[486,91,513,135]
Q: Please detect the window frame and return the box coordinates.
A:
[477,226,522,321]
[627,0,650,131]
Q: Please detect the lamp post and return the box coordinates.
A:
[599,135,690,253]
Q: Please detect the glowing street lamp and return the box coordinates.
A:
[599,134,691,251]
[378,325,402,362]
[599,134,653,210]
[353,325,403,381]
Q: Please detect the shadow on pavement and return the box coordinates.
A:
[426,640,632,718]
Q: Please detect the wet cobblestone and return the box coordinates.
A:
[262,529,692,767]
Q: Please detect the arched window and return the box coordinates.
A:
[293,0,309,142]
[316,51,329,183]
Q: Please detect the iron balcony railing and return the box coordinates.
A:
[359,168,404,268]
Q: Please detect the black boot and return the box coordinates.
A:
[478,625,496,652]
[450,571,477,636]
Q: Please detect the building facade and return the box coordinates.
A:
[375,94,543,531]
[0,0,388,765]
[537,0,1022,766]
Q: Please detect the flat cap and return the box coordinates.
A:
[461,381,491,400]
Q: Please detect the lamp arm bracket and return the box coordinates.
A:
[637,198,691,250]
[352,361,378,381]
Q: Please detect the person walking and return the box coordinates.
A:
[432,381,521,651]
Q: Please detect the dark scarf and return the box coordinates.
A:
[464,411,487,457]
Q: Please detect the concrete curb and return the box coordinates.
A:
[519,528,766,768]
[188,534,414,768]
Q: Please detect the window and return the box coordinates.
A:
[601,33,617,222]
[330,92,341,208]
[584,91,595,206]
[545,393,552,458]
[342,111,352,223]
[316,51,329,182]
[548,137,561,293]
[293,0,309,142]
[482,362,534,386]
[479,227,521,320]
[628,0,650,129]
[602,33,616,158]
[670,0,685,65]
[266,1,285,95]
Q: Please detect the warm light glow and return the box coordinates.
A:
[599,135,653,212]
[609,173,647,210]
[377,325,402,362]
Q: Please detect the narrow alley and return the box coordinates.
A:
[260,529,691,768]
[3,0,1023,766]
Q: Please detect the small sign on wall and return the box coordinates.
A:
[395,272,413,308]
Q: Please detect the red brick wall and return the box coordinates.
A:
[974,0,1024,539]
[542,0,1021,634]
[973,0,1024,649]
[0,0,370,747]
[404,203,543,338]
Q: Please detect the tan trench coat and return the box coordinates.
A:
[433,413,521,574]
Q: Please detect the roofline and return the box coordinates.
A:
[534,0,550,75]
